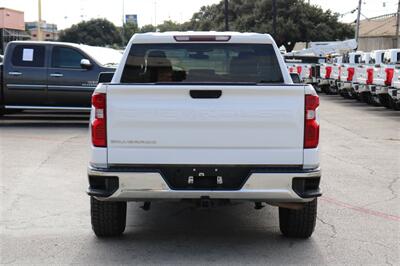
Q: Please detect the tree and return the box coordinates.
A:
[120,22,139,45]
[157,20,183,32]
[139,24,157,33]
[59,19,121,46]
[185,0,354,52]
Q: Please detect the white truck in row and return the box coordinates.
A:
[317,48,400,110]
[87,32,322,238]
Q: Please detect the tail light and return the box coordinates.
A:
[325,66,332,79]
[308,67,312,78]
[304,94,319,149]
[91,93,107,147]
[367,68,373,85]
[385,68,394,86]
[289,67,294,73]
[297,66,302,75]
[347,67,355,81]
[338,66,341,80]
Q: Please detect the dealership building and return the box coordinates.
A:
[0,7,30,54]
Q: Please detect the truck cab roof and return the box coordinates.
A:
[129,31,275,44]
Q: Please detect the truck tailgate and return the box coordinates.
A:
[106,85,305,165]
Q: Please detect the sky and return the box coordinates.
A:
[0,0,398,30]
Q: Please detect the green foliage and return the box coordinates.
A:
[157,20,183,32]
[121,22,139,45]
[139,24,157,33]
[58,1,354,51]
[59,19,122,46]
[185,0,355,51]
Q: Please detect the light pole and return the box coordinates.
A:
[37,0,42,41]
[272,0,276,36]
[224,0,229,31]
[354,0,362,45]
[396,0,400,48]
[121,0,125,46]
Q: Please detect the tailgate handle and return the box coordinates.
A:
[190,90,222,99]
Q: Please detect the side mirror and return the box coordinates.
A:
[80,59,92,70]
[98,72,114,83]
[290,73,302,83]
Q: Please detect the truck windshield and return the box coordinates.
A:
[81,46,122,67]
[121,43,283,84]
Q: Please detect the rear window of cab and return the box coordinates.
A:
[121,43,284,84]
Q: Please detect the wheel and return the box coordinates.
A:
[378,94,391,109]
[90,197,127,237]
[389,98,400,111]
[339,90,351,99]
[326,86,337,95]
[348,89,358,100]
[279,198,317,238]
[359,91,372,104]
[320,85,329,94]
[370,94,381,106]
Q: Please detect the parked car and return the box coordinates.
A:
[0,41,122,115]
[337,51,363,98]
[87,32,322,238]
[372,49,400,108]
[355,50,385,105]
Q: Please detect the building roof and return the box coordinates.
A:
[0,7,24,14]
[359,13,398,37]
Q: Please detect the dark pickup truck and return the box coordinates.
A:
[0,41,121,114]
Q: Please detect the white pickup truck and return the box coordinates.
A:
[337,51,363,98]
[372,49,400,108]
[356,50,385,105]
[388,67,400,110]
[87,32,321,238]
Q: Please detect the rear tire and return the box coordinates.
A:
[279,198,317,238]
[90,197,127,237]
[326,86,337,95]
[378,94,391,109]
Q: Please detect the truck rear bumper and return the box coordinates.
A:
[337,81,352,90]
[317,78,329,85]
[87,166,321,203]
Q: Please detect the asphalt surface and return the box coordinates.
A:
[1,95,399,265]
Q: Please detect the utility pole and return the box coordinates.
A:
[121,0,125,47]
[37,0,42,41]
[355,0,362,44]
[224,0,229,31]
[396,0,400,48]
[154,0,157,30]
[272,0,277,36]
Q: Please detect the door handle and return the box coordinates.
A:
[9,71,22,76]
[190,90,222,99]
[50,73,64,77]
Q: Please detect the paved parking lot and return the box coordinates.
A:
[1,95,399,265]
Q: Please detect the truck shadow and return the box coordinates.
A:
[0,110,90,127]
[79,202,325,264]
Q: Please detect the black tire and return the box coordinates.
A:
[339,90,351,99]
[90,197,127,237]
[359,92,371,104]
[370,94,381,106]
[279,198,317,238]
[389,98,400,111]
[326,86,337,95]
